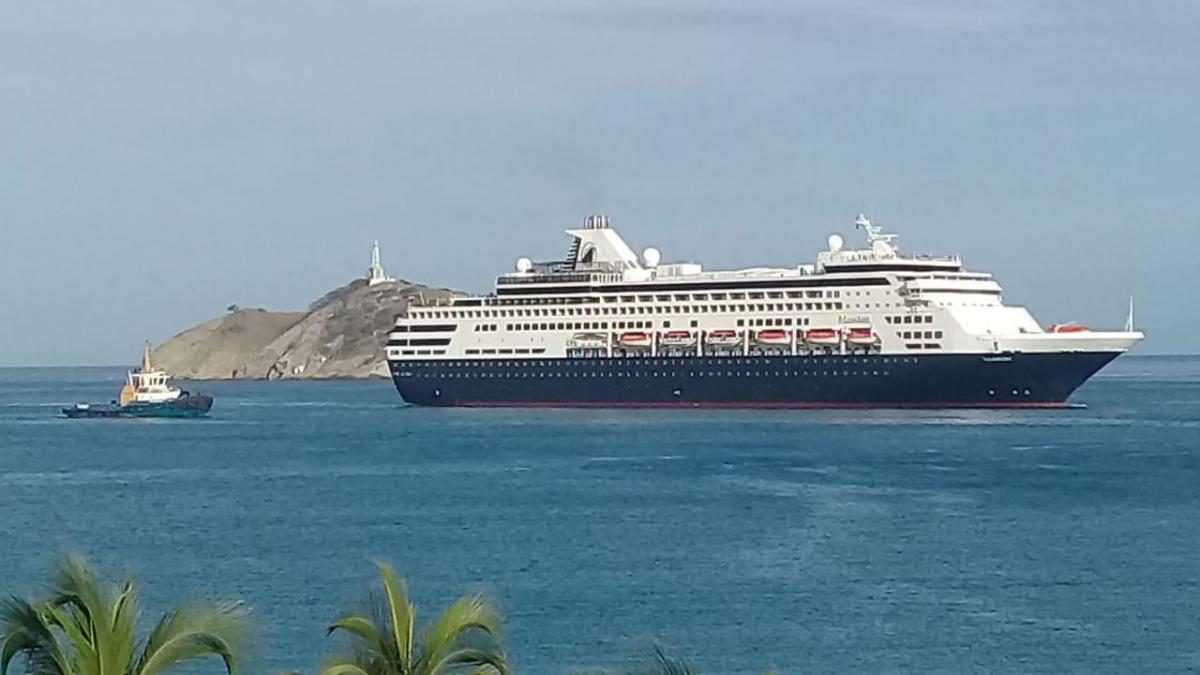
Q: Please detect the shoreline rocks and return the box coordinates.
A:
[153,279,459,380]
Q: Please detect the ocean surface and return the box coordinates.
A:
[1,356,1198,674]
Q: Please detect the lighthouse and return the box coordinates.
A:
[367,240,396,286]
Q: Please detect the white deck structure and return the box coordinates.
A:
[386,214,1142,361]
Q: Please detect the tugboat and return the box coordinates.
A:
[62,344,213,419]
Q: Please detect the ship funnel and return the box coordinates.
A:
[584,214,610,230]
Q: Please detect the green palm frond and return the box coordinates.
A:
[321,564,508,675]
[1,596,69,675]
[418,592,505,675]
[318,655,374,675]
[583,644,696,675]
[643,645,693,675]
[375,563,416,674]
[0,556,246,675]
[134,602,246,675]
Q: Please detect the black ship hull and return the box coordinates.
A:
[62,393,214,418]
[389,351,1121,408]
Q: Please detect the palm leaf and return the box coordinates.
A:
[423,647,508,675]
[375,563,415,675]
[418,593,507,675]
[3,557,245,675]
[647,644,692,675]
[0,597,70,675]
[321,564,508,675]
[105,581,138,675]
[317,655,374,675]
[326,615,383,648]
[133,602,246,675]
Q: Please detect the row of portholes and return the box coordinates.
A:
[410,370,891,379]
[989,388,1033,396]
[406,356,920,368]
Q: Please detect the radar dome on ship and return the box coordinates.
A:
[515,257,533,273]
[827,234,844,252]
[642,247,661,268]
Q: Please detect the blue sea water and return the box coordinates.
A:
[1,357,1198,674]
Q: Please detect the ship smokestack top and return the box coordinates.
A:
[584,214,610,230]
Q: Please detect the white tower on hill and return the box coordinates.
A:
[367,240,396,286]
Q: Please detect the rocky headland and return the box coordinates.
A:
[152,279,459,380]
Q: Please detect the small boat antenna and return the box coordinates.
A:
[1125,296,1135,332]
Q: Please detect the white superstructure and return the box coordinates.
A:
[119,344,184,405]
[386,214,1142,361]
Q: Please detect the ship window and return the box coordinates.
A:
[663,321,671,328]
[935,331,943,338]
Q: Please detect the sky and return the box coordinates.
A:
[1,0,1197,365]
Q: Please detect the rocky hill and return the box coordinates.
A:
[153,279,459,379]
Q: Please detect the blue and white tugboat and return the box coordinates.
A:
[63,345,213,418]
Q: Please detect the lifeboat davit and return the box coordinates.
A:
[618,331,653,348]
[845,327,878,348]
[704,330,741,347]
[754,329,791,347]
[805,328,841,347]
[659,330,697,347]
[1047,323,1090,334]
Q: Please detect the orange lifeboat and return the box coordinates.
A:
[846,327,878,348]
[804,328,840,347]
[755,329,791,346]
[1047,324,1090,334]
[618,331,652,348]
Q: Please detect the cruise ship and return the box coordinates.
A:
[386,215,1142,408]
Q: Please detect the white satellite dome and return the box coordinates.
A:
[642,247,661,268]
[515,257,533,273]
[827,234,844,252]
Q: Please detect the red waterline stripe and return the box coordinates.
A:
[450,401,1071,410]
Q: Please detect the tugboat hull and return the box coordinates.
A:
[62,394,214,419]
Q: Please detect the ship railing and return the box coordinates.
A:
[697,268,812,281]
[827,251,961,264]
[496,271,623,285]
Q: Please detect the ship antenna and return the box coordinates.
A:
[142,341,153,372]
